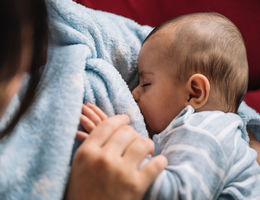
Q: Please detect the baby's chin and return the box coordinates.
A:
[143,117,163,137]
[145,123,159,138]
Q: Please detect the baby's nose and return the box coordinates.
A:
[131,86,140,102]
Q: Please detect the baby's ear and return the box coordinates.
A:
[185,74,210,110]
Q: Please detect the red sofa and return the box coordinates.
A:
[75,0,260,112]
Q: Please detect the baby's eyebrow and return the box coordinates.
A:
[138,71,154,77]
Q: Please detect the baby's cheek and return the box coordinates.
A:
[145,114,162,135]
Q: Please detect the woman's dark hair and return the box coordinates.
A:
[0,0,48,138]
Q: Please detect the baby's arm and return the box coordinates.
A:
[77,103,107,140]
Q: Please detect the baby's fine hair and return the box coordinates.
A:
[144,12,248,112]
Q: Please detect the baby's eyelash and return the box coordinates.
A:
[141,83,151,87]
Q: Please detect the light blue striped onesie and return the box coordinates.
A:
[144,105,260,200]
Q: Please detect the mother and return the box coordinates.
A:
[0,0,259,200]
[0,0,166,200]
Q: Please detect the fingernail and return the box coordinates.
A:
[121,114,129,120]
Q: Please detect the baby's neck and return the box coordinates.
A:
[196,92,234,113]
[196,103,229,113]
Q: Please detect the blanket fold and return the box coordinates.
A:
[47,0,150,136]
[0,45,87,199]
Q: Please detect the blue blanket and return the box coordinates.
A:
[0,0,259,199]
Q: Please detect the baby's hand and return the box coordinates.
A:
[77,103,108,141]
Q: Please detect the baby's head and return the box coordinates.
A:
[132,12,248,136]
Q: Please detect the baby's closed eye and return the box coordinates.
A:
[141,83,151,87]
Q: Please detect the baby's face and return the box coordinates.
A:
[132,32,187,137]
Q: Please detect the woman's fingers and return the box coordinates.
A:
[82,114,130,147]
[70,117,167,200]
[102,125,138,156]
[123,137,155,168]
[139,155,168,189]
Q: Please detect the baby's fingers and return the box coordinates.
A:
[86,103,108,120]
[76,130,89,141]
[82,104,103,126]
[80,114,96,133]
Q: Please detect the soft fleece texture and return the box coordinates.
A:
[0,0,259,199]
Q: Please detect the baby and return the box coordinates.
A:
[79,12,260,199]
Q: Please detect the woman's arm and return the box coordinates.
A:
[66,114,167,200]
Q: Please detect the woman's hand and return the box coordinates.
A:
[66,114,167,200]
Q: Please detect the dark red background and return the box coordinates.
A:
[74,0,260,112]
